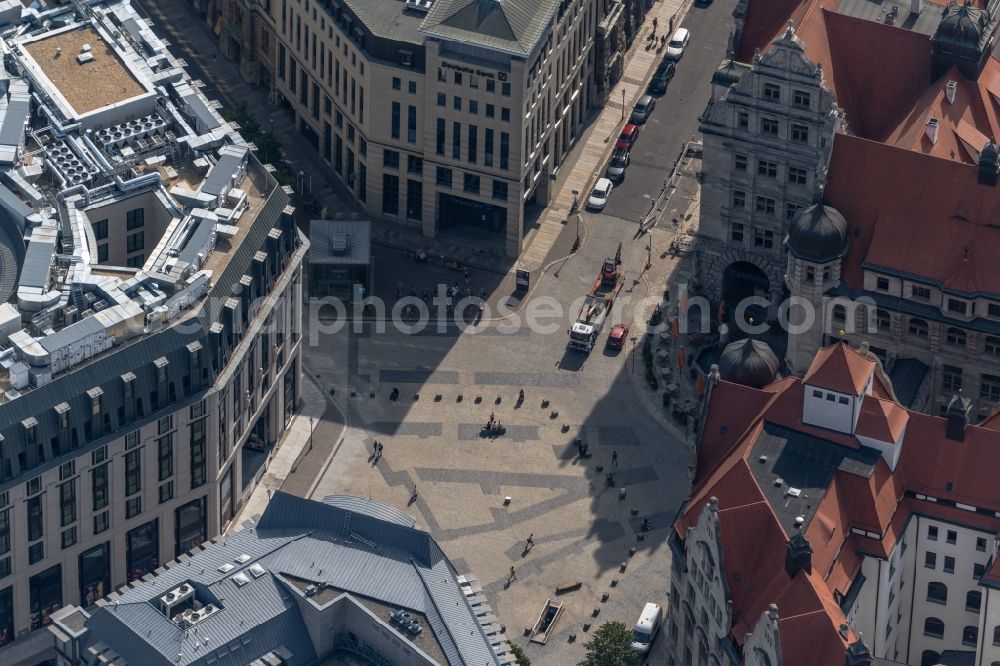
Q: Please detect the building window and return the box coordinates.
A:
[757,160,777,178]
[382,174,399,215]
[502,82,511,96]
[943,556,955,573]
[942,365,962,392]
[29,541,43,564]
[125,449,141,496]
[731,223,744,243]
[29,565,62,630]
[977,537,987,552]
[755,196,776,216]
[406,155,422,175]
[126,496,142,519]
[453,95,461,111]
[500,132,509,170]
[908,317,929,338]
[92,219,108,240]
[981,374,1000,402]
[78,543,110,607]
[791,124,809,142]
[61,526,77,549]
[408,81,416,94]
[994,626,1000,646]
[760,117,779,136]
[383,149,399,169]
[454,71,462,85]
[126,520,158,582]
[27,495,43,542]
[407,106,417,143]
[924,617,945,638]
[735,154,747,171]
[391,102,400,139]
[436,167,452,187]
[911,285,931,300]
[469,100,478,115]
[392,77,401,90]
[158,436,173,482]
[158,481,174,504]
[501,107,510,122]
[126,231,144,253]
[989,303,1000,318]
[732,190,746,209]
[875,309,890,333]
[436,118,446,155]
[793,90,811,108]
[946,529,957,544]
[406,180,422,220]
[463,173,480,194]
[928,525,939,540]
[484,129,494,167]
[93,511,108,535]
[967,590,982,612]
[875,277,890,291]
[788,167,807,185]
[948,298,968,315]
[492,181,508,201]
[436,92,445,107]
[763,83,781,101]
[963,626,978,646]
[486,103,495,118]
[59,479,76,527]
[125,208,144,230]
[97,244,108,263]
[925,551,937,569]
[738,112,749,129]
[946,327,966,347]
[785,202,802,221]
[927,582,948,605]
[753,228,774,249]
[452,121,461,159]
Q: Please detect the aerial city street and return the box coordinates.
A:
[0,0,995,665]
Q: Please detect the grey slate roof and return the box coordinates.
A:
[420,0,560,56]
[341,0,425,45]
[308,218,371,266]
[82,493,500,666]
[322,494,416,526]
[0,183,25,302]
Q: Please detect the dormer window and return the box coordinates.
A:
[947,298,967,315]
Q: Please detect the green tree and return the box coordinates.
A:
[508,642,531,666]
[579,621,638,666]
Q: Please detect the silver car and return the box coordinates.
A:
[629,95,657,124]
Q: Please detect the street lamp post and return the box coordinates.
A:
[621,87,626,121]
[309,416,315,453]
[630,336,639,373]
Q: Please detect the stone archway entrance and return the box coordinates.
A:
[722,261,770,325]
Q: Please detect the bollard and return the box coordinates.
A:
[620,562,627,573]
[583,623,591,632]
[629,547,637,557]
[610,578,619,587]
[475,395,483,404]
[434,394,442,402]
[457,394,463,402]
[601,593,609,603]
[414,393,419,400]
[591,608,600,618]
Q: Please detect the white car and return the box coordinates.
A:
[588,178,613,210]
[665,28,690,60]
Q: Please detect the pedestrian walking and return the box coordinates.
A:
[508,566,517,582]
[464,270,471,285]
[526,533,534,549]
[653,17,658,30]
[612,450,618,466]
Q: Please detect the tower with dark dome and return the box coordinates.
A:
[719,338,781,388]
[931,1,999,80]
[784,201,849,373]
[979,138,1000,186]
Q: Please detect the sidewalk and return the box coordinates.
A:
[519,0,694,272]
[225,374,342,534]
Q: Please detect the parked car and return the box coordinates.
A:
[587,178,614,211]
[615,123,641,151]
[607,323,630,350]
[631,602,663,654]
[647,61,676,95]
[665,28,690,60]
[605,149,631,181]
[630,94,657,124]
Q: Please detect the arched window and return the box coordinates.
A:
[909,317,929,338]
[874,308,891,333]
[832,304,846,323]
[924,616,945,639]
[967,590,982,612]
[963,625,979,646]
[946,327,966,347]
[986,336,1000,355]
[921,650,941,666]
[927,581,948,604]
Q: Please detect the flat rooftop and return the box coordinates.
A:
[23,25,146,114]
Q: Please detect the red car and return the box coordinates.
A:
[607,323,630,350]
[615,123,641,151]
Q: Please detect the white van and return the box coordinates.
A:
[631,602,663,654]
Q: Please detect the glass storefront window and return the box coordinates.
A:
[29,564,62,630]
[79,542,110,607]
[175,497,207,557]
[126,520,158,583]
[0,586,12,646]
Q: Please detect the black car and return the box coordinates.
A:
[647,61,676,96]
[606,149,631,181]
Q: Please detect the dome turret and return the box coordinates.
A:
[786,202,848,263]
[719,338,780,388]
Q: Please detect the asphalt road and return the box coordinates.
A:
[601,0,739,223]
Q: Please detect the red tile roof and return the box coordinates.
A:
[802,343,875,395]
[855,396,909,443]
[675,343,1000,661]
[825,133,1000,294]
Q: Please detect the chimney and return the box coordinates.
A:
[909,0,923,14]
[945,391,972,441]
[925,117,940,145]
[845,639,873,666]
[785,532,813,577]
[945,80,957,104]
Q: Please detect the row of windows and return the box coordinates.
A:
[873,277,1000,319]
[436,68,511,97]
[435,94,512,123]
[733,155,809,185]
[924,551,986,580]
[434,119,511,170]
[730,191,803,221]
[736,111,811,143]
[922,616,978,647]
